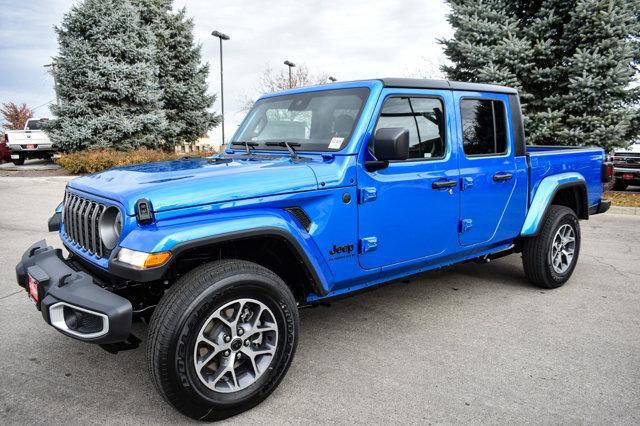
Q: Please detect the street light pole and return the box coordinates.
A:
[284,60,296,88]
[44,60,59,107]
[211,30,230,146]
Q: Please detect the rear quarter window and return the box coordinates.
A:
[461,99,507,156]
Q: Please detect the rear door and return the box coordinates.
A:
[454,92,518,246]
[357,89,460,269]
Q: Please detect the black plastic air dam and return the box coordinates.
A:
[15,240,132,344]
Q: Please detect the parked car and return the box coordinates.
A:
[610,141,640,190]
[16,78,610,421]
[5,118,55,165]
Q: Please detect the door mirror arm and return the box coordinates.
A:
[364,160,389,172]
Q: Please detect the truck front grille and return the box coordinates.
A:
[63,191,108,258]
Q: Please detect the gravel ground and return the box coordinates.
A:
[0,176,638,424]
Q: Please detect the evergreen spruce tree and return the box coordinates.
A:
[136,0,218,148]
[441,0,640,150]
[48,0,167,152]
[441,0,533,99]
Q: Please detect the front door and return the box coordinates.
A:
[454,93,517,246]
[357,89,460,270]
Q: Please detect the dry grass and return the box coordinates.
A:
[604,190,640,207]
[56,148,212,174]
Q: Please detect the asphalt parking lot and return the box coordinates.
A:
[0,176,639,424]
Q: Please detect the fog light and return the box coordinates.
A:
[49,302,108,339]
[63,306,102,333]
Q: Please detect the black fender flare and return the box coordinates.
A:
[107,227,328,296]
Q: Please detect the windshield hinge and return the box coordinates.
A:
[321,153,335,161]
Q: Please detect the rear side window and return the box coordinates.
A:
[460,99,507,156]
[375,97,445,160]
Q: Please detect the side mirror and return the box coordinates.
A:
[365,127,410,171]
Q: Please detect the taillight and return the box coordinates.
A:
[602,162,613,183]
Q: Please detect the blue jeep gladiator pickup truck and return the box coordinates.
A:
[16,78,611,420]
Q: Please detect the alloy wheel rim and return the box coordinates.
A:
[550,223,576,274]
[193,298,278,393]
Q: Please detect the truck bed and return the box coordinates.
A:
[526,145,605,210]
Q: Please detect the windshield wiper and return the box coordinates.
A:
[265,141,302,161]
[230,141,259,154]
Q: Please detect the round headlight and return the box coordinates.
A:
[99,206,123,250]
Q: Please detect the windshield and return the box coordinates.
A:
[233,88,369,151]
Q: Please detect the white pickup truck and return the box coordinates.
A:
[610,141,640,191]
[5,118,56,165]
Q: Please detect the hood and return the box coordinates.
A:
[616,142,640,154]
[68,156,319,215]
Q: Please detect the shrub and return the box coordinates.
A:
[56,148,211,174]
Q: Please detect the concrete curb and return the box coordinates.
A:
[609,206,640,216]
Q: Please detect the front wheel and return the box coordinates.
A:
[147,259,299,421]
[522,205,581,289]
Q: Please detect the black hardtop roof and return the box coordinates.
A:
[379,78,518,95]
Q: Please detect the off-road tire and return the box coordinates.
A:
[147,259,299,421]
[522,205,581,289]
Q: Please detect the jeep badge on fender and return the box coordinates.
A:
[329,243,355,256]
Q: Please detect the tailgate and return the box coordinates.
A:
[8,131,51,145]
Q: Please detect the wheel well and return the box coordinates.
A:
[551,184,588,219]
[166,235,315,302]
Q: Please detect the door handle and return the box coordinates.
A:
[432,179,457,189]
[493,172,513,182]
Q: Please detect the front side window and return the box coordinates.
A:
[460,99,507,156]
[375,97,446,160]
[233,88,369,151]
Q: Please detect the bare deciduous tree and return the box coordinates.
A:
[1,102,34,131]
[241,64,331,110]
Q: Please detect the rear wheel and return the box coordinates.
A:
[522,205,581,289]
[11,155,24,166]
[147,259,299,421]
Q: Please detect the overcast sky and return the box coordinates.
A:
[0,0,453,142]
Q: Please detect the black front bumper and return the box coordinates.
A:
[15,240,132,344]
